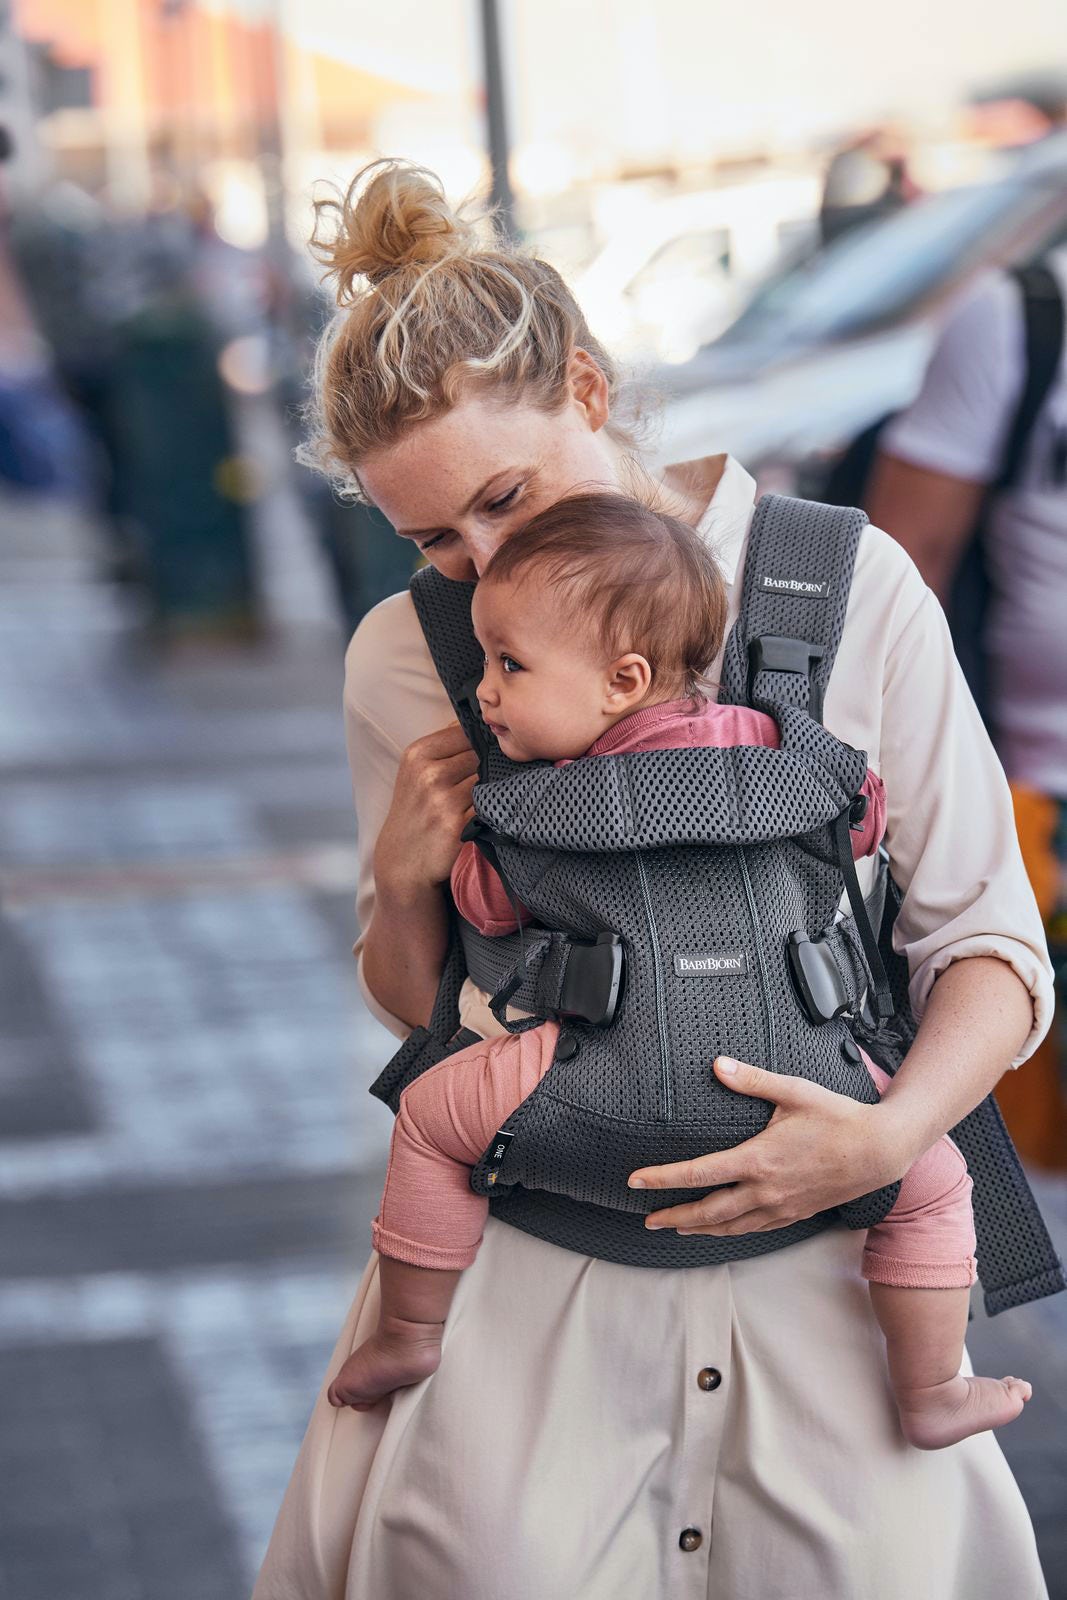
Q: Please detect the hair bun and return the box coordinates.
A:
[310,159,477,303]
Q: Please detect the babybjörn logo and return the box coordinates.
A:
[760,575,829,598]
[674,951,748,976]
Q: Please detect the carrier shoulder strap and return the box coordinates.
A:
[727,502,1064,1315]
[995,260,1065,494]
[719,493,866,719]
[719,494,893,1021]
[409,567,491,772]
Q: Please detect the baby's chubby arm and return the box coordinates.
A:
[450,841,534,936]
[852,770,887,858]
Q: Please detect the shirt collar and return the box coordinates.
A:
[663,452,756,588]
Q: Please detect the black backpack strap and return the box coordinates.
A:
[719,493,868,719]
[720,493,892,1015]
[995,262,1065,493]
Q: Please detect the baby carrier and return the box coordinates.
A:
[370,494,1066,1316]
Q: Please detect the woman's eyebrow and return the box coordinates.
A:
[397,471,521,538]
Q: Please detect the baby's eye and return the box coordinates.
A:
[501,654,523,674]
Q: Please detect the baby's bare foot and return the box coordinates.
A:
[896,1373,1032,1450]
[327,1317,443,1411]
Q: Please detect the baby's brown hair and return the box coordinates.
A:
[480,492,728,700]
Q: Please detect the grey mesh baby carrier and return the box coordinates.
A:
[370,495,1066,1316]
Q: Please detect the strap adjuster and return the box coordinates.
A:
[787,930,851,1025]
[559,932,624,1027]
[748,635,826,717]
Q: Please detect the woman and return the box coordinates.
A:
[253,161,1053,1600]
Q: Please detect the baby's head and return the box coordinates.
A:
[471,491,728,763]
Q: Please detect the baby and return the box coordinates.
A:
[329,492,1031,1450]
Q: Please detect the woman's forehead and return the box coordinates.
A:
[360,398,543,527]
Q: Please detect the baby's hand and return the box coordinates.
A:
[327,1323,444,1410]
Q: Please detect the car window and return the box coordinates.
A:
[717,177,1066,347]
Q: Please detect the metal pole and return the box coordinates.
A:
[478,0,515,238]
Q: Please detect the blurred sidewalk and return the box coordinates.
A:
[0,490,1065,1597]
[0,489,397,1598]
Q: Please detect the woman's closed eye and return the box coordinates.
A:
[486,484,522,515]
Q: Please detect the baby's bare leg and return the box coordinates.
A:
[327,1256,462,1410]
[328,1023,560,1410]
[868,1282,1031,1449]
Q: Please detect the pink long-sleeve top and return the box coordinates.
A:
[450,695,887,936]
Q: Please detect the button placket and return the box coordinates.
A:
[673,1268,731,1588]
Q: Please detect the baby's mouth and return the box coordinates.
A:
[485,718,510,738]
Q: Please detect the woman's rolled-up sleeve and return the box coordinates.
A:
[878,585,1054,1067]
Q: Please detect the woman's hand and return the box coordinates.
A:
[627,1057,911,1235]
[374,721,479,898]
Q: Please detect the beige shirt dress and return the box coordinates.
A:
[253,456,1054,1600]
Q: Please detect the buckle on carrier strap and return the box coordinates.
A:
[787,866,889,1026]
[748,635,827,717]
[787,931,852,1024]
[461,922,624,1031]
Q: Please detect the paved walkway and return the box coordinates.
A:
[0,492,1064,1597]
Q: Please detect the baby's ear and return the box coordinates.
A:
[604,653,653,709]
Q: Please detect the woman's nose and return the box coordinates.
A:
[463,526,507,578]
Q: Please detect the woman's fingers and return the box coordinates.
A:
[712,1056,828,1109]
[675,1208,790,1237]
[629,1151,750,1191]
[643,1185,787,1232]
[410,720,476,759]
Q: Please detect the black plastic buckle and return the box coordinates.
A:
[748,636,826,715]
[559,932,624,1027]
[787,930,850,1025]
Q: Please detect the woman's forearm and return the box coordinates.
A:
[360,878,450,1033]
[878,955,1035,1165]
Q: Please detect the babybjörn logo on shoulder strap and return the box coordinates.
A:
[674,951,748,976]
[760,574,829,598]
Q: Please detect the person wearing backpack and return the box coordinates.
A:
[865,249,1067,1171]
[253,163,1056,1600]
[321,489,1033,1453]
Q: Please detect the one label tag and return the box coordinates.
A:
[674,951,748,976]
[760,575,829,598]
[486,1129,515,1176]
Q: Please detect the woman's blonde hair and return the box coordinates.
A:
[301,159,640,499]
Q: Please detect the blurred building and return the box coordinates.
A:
[10,0,426,241]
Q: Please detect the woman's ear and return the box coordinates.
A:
[604,653,653,712]
[568,348,610,432]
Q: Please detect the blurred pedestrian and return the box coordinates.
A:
[819,125,921,246]
[866,247,1067,1170]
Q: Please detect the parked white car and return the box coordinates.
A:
[572,174,822,367]
[656,136,1067,485]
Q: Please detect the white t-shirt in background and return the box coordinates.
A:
[882,246,1067,796]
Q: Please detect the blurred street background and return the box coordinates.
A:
[1,0,1066,1595]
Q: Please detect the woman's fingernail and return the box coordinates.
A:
[628,1178,646,1189]
[716,1057,738,1076]
[645,1219,663,1229]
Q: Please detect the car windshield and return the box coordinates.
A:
[716,177,1059,349]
